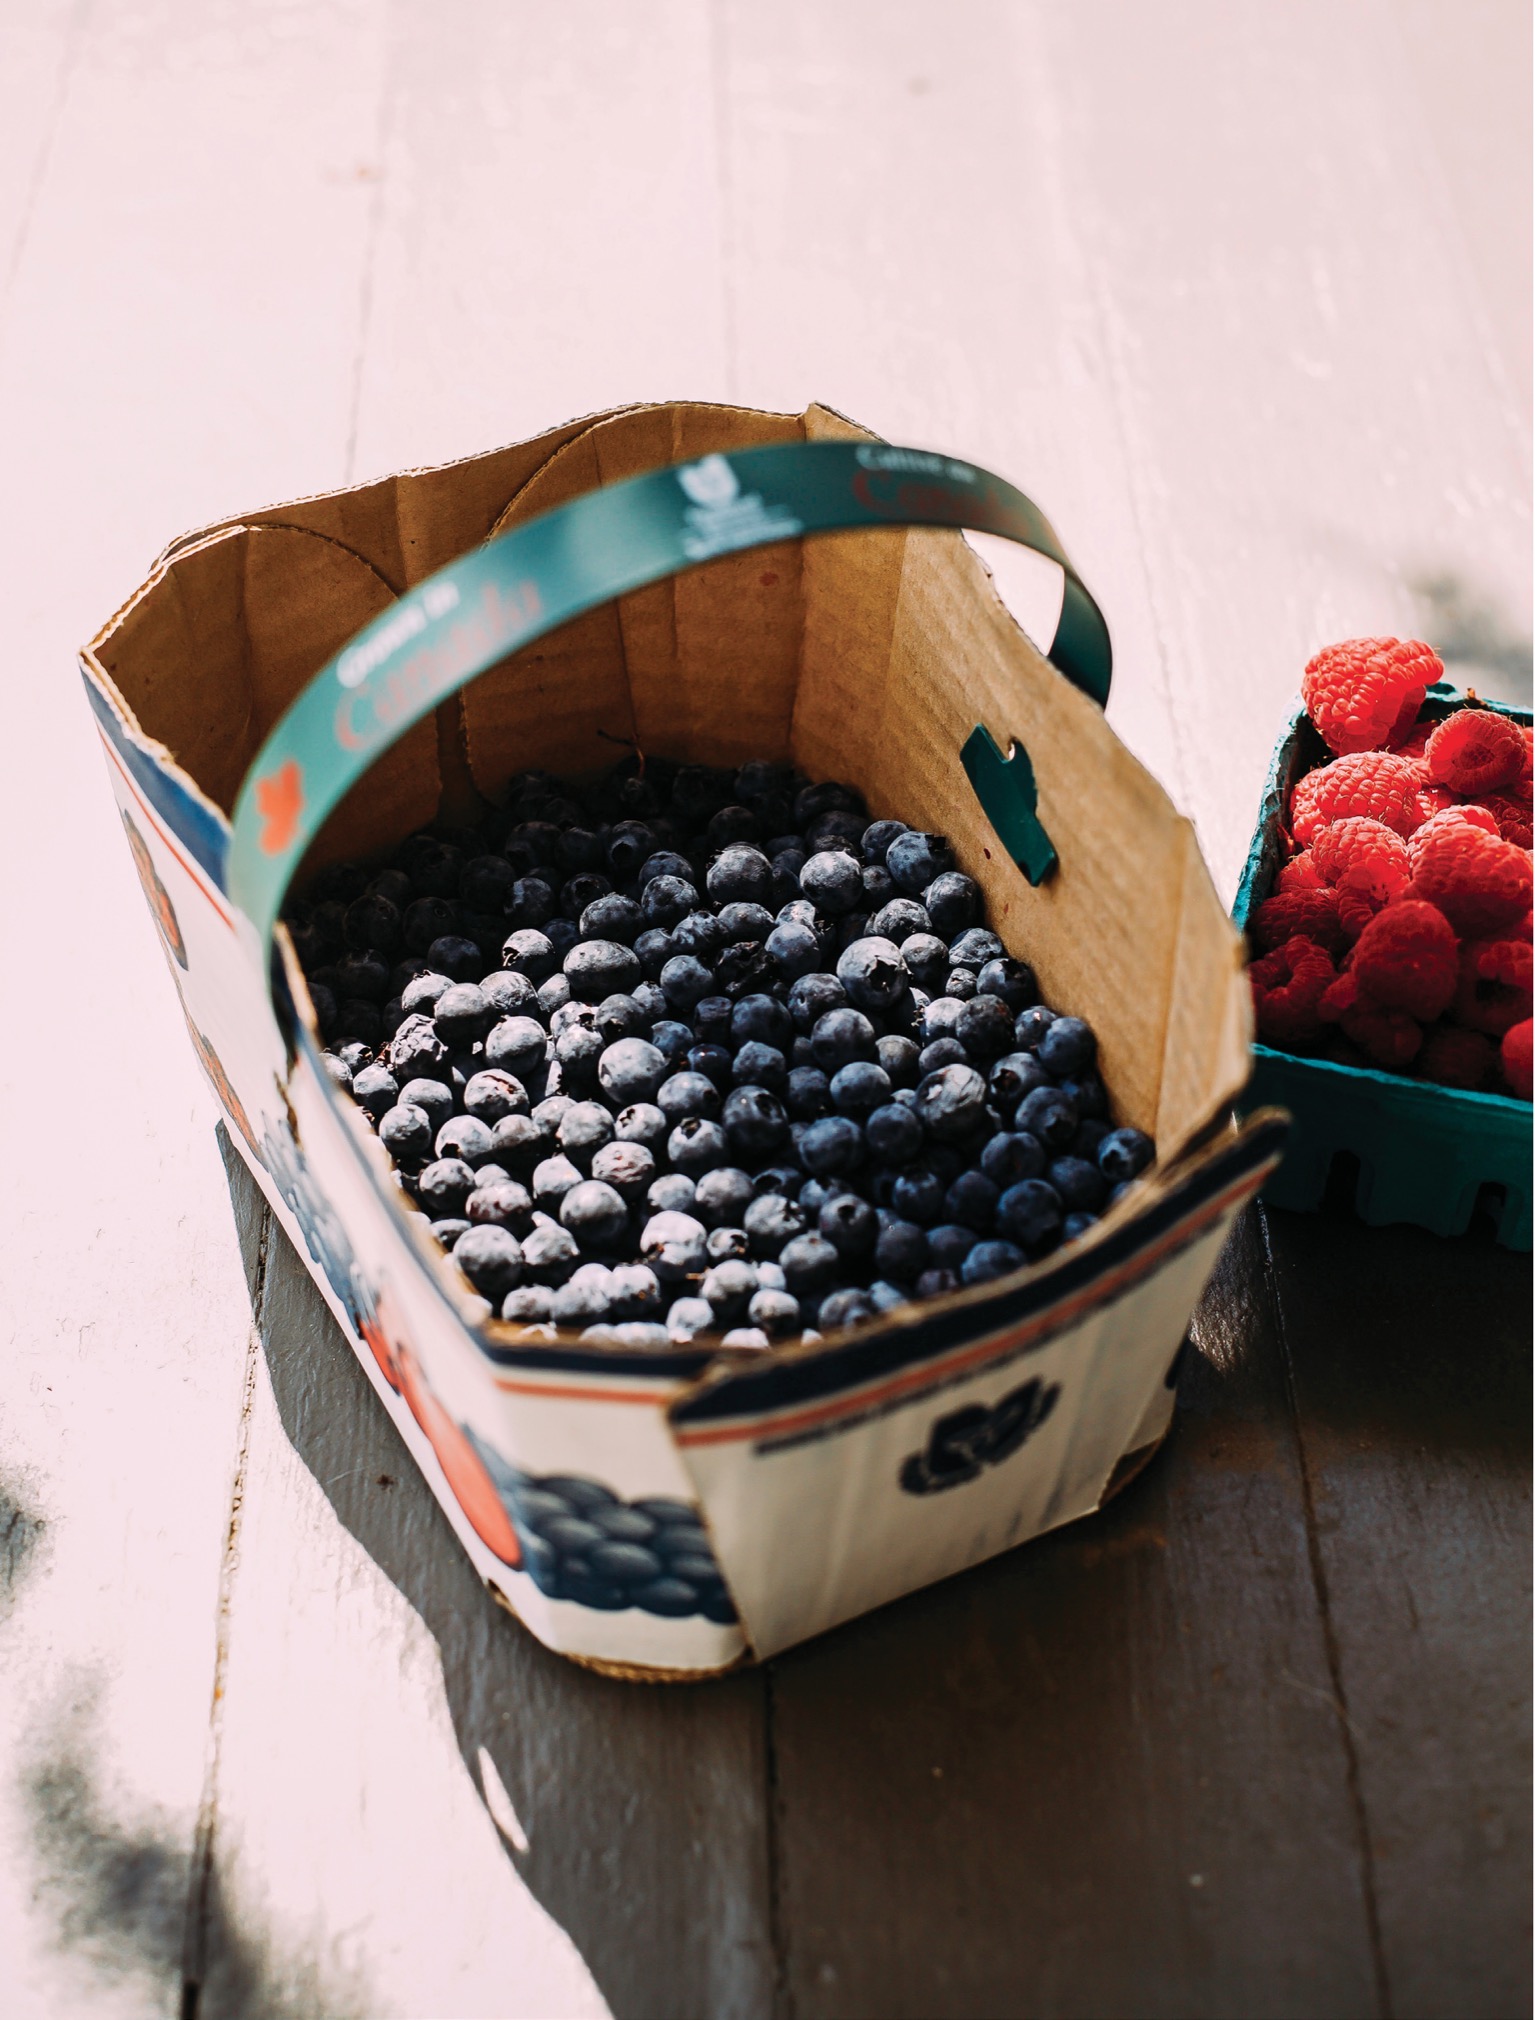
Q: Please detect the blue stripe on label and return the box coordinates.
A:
[83,667,231,891]
[667,1117,1288,1424]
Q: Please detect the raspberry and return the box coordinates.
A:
[1453,936,1533,1037]
[1417,1025,1494,1090]
[1311,817,1411,900]
[1291,751,1424,844]
[1249,936,1336,1048]
[1302,637,1439,755]
[1501,1019,1532,1100]
[1320,971,1423,1069]
[1249,885,1346,956]
[1409,821,1532,937]
[1347,899,1459,1020]
[1390,719,1434,763]
[1424,708,1526,795]
[1481,791,1533,849]
[1277,852,1324,892]
[1406,803,1499,872]
[1416,783,1459,821]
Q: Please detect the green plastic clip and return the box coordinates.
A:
[961,725,1057,885]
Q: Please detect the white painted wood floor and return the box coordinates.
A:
[0,4,1527,2016]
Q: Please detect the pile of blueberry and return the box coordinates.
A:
[463,1446,737,1623]
[289,756,1153,1349]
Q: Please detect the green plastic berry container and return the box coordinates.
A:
[1232,681,1532,1251]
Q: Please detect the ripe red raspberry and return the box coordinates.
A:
[1481,791,1533,849]
[1302,638,1440,755]
[1418,1024,1495,1089]
[1409,821,1533,937]
[1453,935,1533,1037]
[1416,782,1459,821]
[1406,803,1499,872]
[1319,971,1423,1069]
[1390,719,1434,763]
[1249,885,1346,956]
[1278,851,1324,892]
[1291,751,1425,844]
[1311,816,1411,898]
[1424,708,1526,795]
[1249,936,1335,1048]
[1501,1019,1532,1099]
[1347,899,1459,1020]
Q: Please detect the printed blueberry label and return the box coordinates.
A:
[898,1377,1061,1495]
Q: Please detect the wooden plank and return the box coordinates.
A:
[767,1210,1379,2019]
[213,1143,774,2020]
[1262,1205,1532,2020]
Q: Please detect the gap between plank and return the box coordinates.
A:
[179,1200,272,2020]
[1259,1203,1394,2020]
[763,1659,794,2020]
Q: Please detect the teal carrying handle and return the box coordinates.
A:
[228,438,1111,951]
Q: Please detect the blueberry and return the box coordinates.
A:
[956,993,1015,1061]
[891,1168,945,1224]
[701,1260,759,1326]
[379,1103,433,1164]
[534,1094,575,1133]
[797,850,861,916]
[691,1001,733,1054]
[672,910,727,964]
[695,1166,755,1227]
[489,1113,553,1175]
[563,938,642,1002]
[400,970,452,1016]
[579,894,643,946]
[752,1164,803,1199]
[779,1232,841,1297]
[722,1085,789,1157]
[926,1223,978,1272]
[867,898,930,944]
[501,928,558,981]
[810,1007,877,1072]
[706,844,774,908]
[556,1100,613,1168]
[428,936,484,983]
[980,1131,1046,1188]
[480,969,540,1018]
[560,1179,629,1250]
[918,1037,968,1077]
[784,973,843,1035]
[975,957,1035,1011]
[1014,1005,1057,1051]
[660,954,715,1013]
[463,1069,528,1125]
[949,928,1004,970]
[731,1040,787,1094]
[860,817,908,864]
[996,1179,1064,1255]
[744,1193,807,1257]
[639,849,693,888]
[403,897,459,953]
[436,1115,495,1166]
[915,1063,988,1142]
[611,1102,666,1154]
[321,1052,353,1092]
[920,872,978,939]
[634,927,677,980]
[989,1052,1051,1108]
[350,1063,398,1120]
[594,994,649,1046]
[607,1264,664,1320]
[650,1019,694,1066]
[1037,1016,1096,1078]
[544,919,582,963]
[1016,1085,1079,1151]
[886,831,954,894]
[962,1239,1025,1286]
[817,1289,876,1331]
[606,821,656,880]
[389,1015,449,1082]
[666,1296,715,1339]
[687,1043,734,1093]
[454,1226,524,1302]
[460,854,517,914]
[668,1116,729,1175]
[832,936,907,1015]
[765,920,822,981]
[718,902,776,946]
[1047,1156,1109,1214]
[944,968,977,1001]
[640,1210,708,1283]
[874,1217,926,1282]
[551,1269,616,1327]
[748,1288,802,1338]
[501,1285,553,1324]
[595,1036,666,1107]
[648,1172,697,1215]
[915,1267,960,1299]
[900,933,950,992]
[590,1141,655,1204]
[798,1113,864,1177]
[522,1222,580,1283]
[417,1158,477,1216]
[466,1182,534,1232]
[484,1015,547,1081]
[1059,1072,1109,1121]
[1099,1127,1154,1184]
[794,780,863,826]
[858,1086,924,1159]
[532,1154,584,1211]
[537,974,572,1018]
[658,1071,720,1122]
[946,1170,1000,1232]
[818,1193,878,1259]
[554,1023,604,1091]
[1071,1118,1112,1161]
[829,1060,891,1115]
[795,1177,840,1221]
[874,1035,920,1089]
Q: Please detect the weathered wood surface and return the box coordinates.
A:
[0,2,1528,2016]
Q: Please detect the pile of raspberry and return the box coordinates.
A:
[1248,637,1532,1100]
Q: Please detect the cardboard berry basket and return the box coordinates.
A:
[84,401,1284,1679]
[1233,681,1532,1251]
